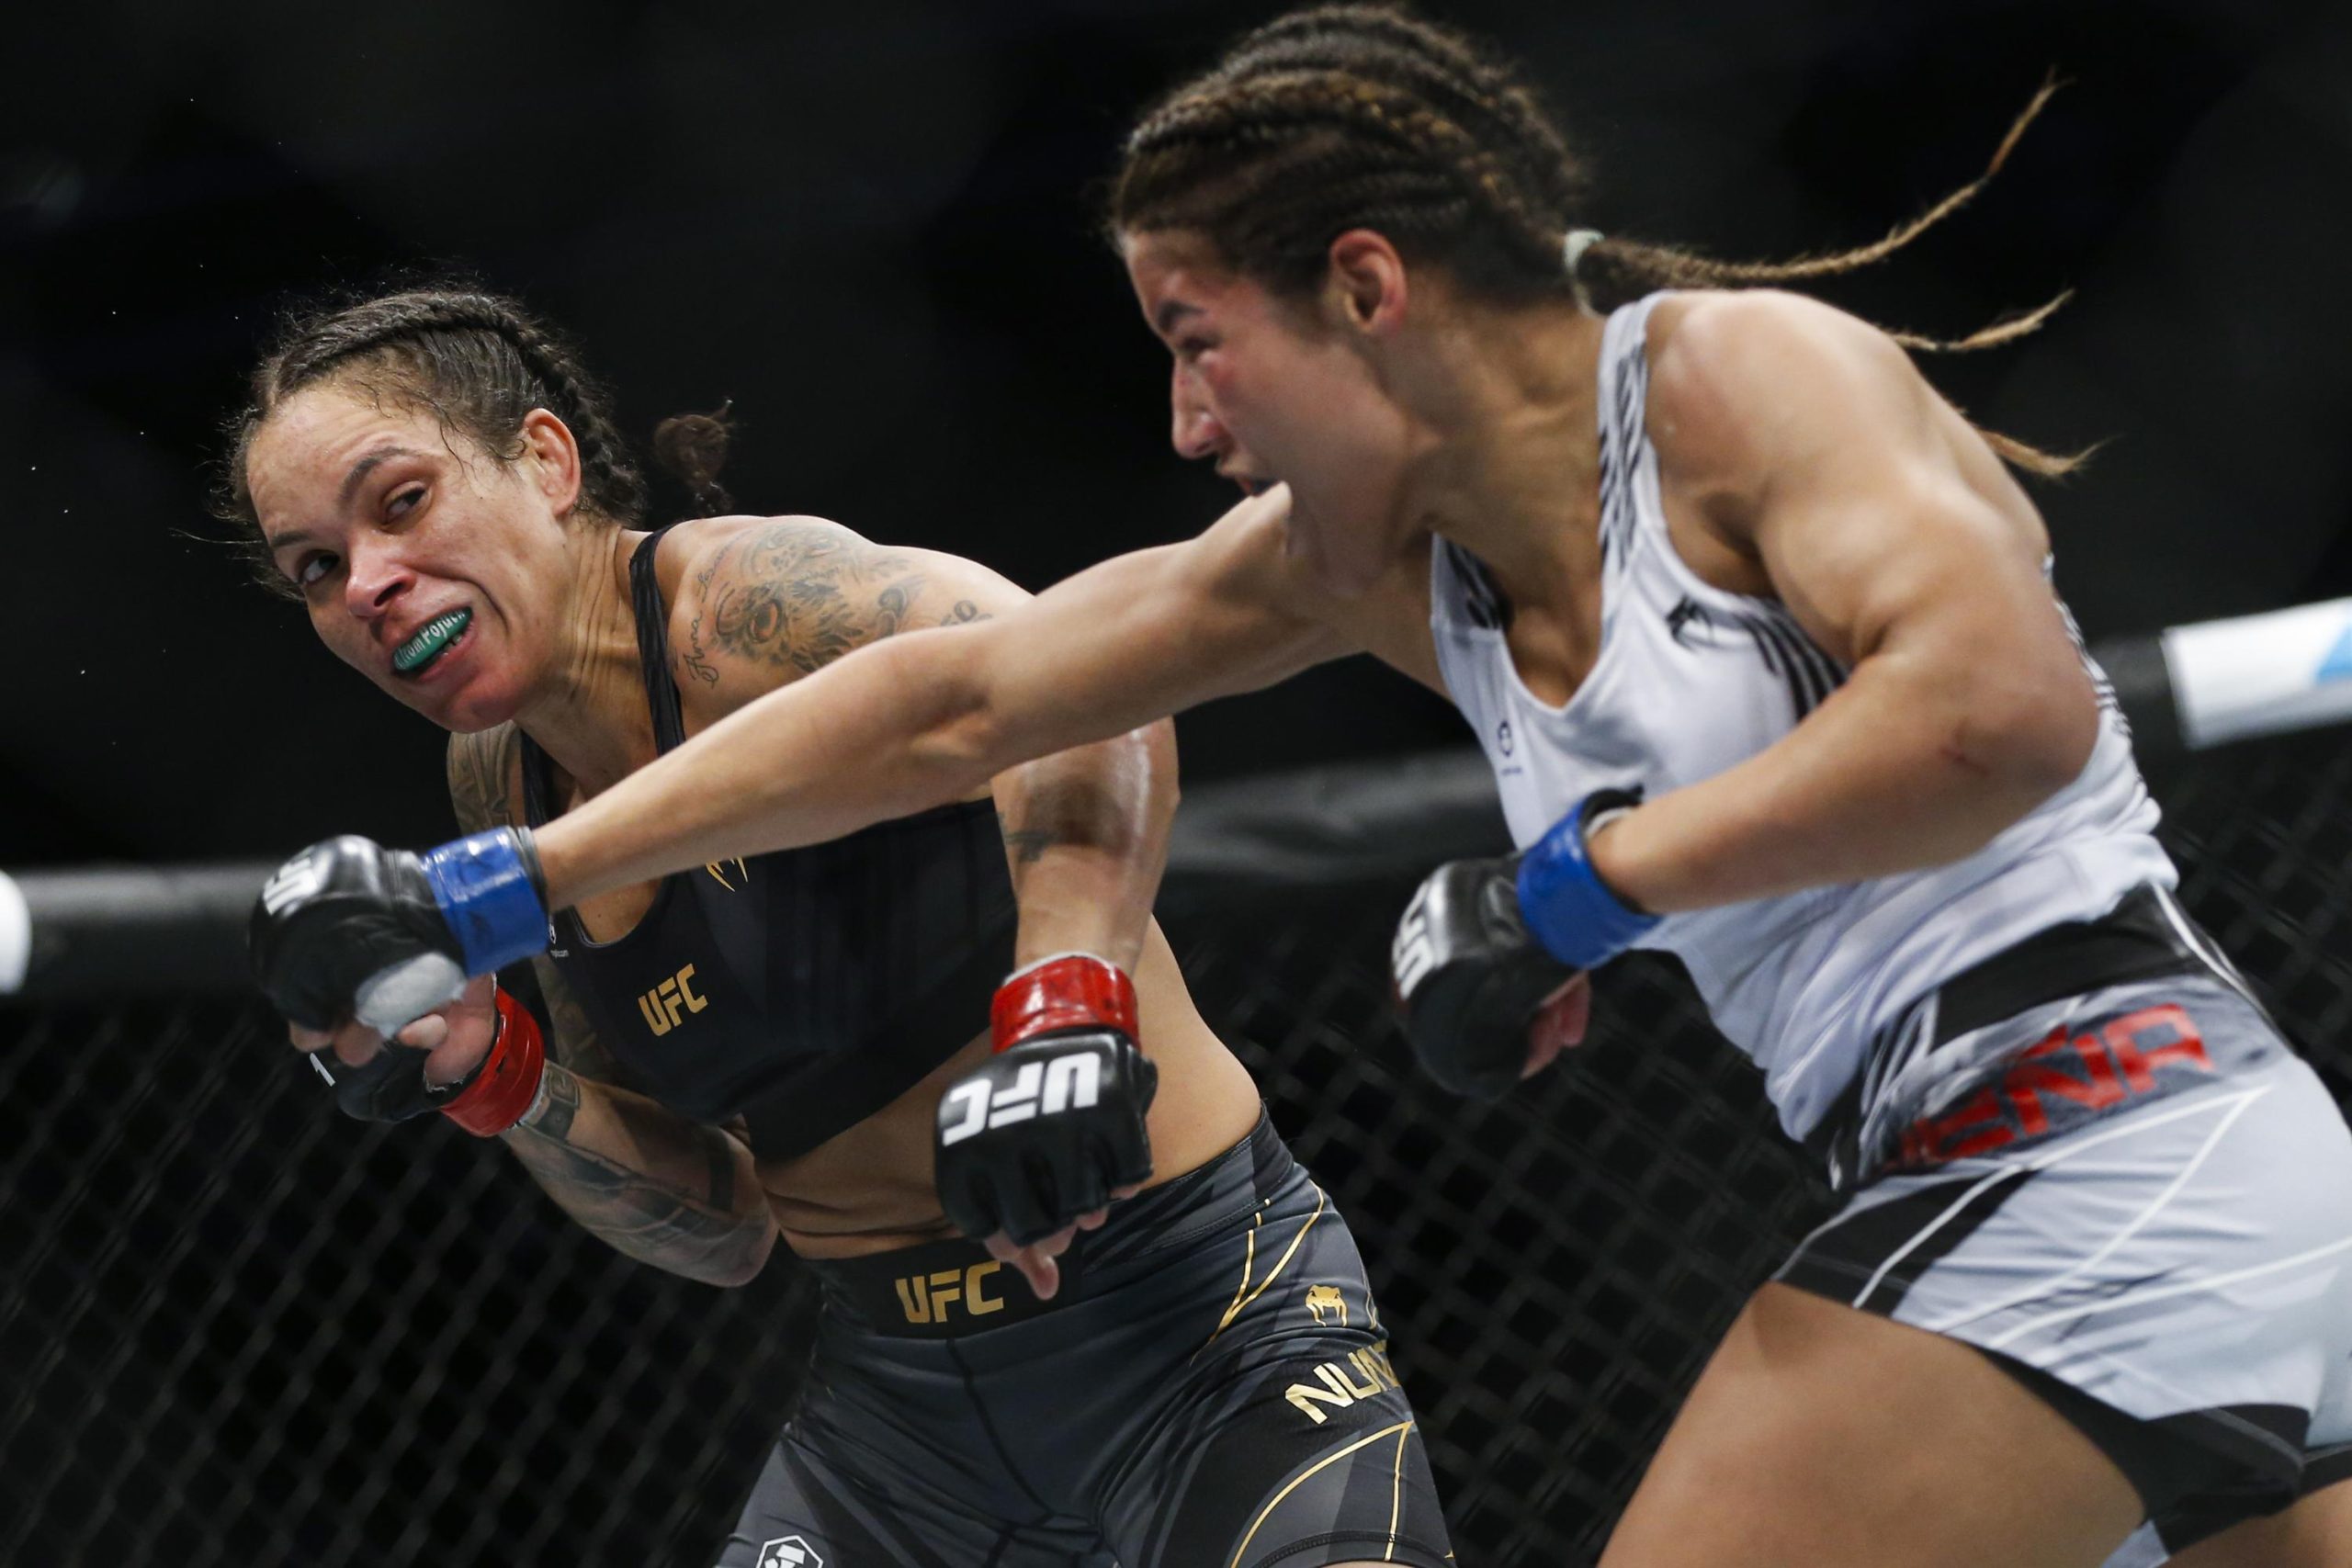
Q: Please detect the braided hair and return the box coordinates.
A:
[1113,5,2078,473]
[218,287,737,595]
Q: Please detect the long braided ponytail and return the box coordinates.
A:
[1113,5,2080,475]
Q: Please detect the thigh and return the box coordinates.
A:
[716,1423,1108,1568]
[1091,1177,1453,1568]
[1599,1283,2143,1568]
[2164,1473,2352,1568]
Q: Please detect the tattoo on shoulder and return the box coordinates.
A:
[694,520,927,676]
[680,614,721,686]
[941,600,989,626]
[447,724,521,833]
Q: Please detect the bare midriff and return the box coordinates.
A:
[761,921,1263,1260]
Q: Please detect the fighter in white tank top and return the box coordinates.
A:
[1429,291,2177,1146]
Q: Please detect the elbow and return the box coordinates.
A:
[1943,673,2099,815]
[916,687,1015,802]
[878,633,1011,809]
[698,1221,779,1289]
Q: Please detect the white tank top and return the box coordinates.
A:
[1430,292,2175,1142]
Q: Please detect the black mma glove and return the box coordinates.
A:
[1390,852,1581,1100]
[934,953,1159,1247]
[303,987,548,1135]
[251,829,549,1035]
[307,1043,454,1122]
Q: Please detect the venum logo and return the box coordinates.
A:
[1304,1283,1349,1326]
[937,1053,1101,1146]
[756,1537,821,1568]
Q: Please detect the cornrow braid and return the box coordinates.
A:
[1113,5,2083,476]
[1117,7,1589,303]
[216,285,653,595]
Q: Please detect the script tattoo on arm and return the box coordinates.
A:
[680,615,722,686]
[695,519,930,677]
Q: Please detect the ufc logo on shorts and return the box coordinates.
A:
[938,1054,1101,1145]
[261,853,328,917]
[1392,886,1437,997]
[756,1537,821,1568]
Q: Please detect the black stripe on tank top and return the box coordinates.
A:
[1597,336,1649,563]
[1725,606,1848,721]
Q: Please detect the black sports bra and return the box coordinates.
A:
[520,526,1018,1161]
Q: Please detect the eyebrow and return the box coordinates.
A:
[1154,300,1202,336]
[261,443,429,558]
[336,444,424,510]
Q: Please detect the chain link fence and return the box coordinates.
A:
[4,733,2347,1567]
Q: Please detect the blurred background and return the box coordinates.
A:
[5,3,2352,1565]
[4,0,2350,865]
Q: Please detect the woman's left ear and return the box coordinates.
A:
[517,408,584,515]
[1325,230,1409,336]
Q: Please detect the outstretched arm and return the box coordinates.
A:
[533,487,1348,913]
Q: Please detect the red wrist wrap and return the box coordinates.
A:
[442,987,548,1136]
[990,954,1139,1053]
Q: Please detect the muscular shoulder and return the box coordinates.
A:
[659,514,1013,714]
[1641,289,1960,577]
[1646,291,1932,495]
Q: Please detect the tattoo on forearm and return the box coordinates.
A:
[506,1063,763,1277]
[994,808,1062,868]
[526,1058,582,1139]
[706,1137,737,1213]
[695,521,926,676]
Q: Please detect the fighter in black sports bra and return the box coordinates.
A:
[241,286,1455,1566]
[515,525,1020,1165]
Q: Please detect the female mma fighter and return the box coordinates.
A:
[229,286,1449,1568]
[250,10,2352,1567]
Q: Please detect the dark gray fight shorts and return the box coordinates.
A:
[717,1112,1453,1568]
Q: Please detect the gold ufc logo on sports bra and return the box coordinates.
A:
[637,964,709,1036]
[895,1261,1005,1325]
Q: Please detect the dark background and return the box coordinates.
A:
[4,0,2350,868]
[6,8,2352,1566]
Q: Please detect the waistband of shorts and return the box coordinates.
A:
[1804,885,2237,1188]
[800,1107,1289,1337]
